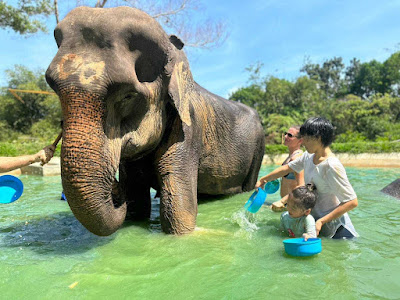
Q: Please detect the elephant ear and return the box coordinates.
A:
[167,57,193,127]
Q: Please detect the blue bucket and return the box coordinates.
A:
[283,238,322,257]
[244,188,267,213]
[0,175,24,204]
[243,180,280,213]
[264,180,280,194]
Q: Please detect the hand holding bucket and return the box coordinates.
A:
[0,131,62,204]
[244,180,280,213]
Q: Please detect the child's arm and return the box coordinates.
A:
[303,215,317,241]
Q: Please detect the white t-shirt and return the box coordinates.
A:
[288,151,358,238]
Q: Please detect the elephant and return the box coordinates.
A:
[45,6,265,236]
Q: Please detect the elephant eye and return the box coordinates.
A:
[54,28,63,48]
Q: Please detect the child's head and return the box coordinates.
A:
[287,183,317,218]
[300,117,334,147]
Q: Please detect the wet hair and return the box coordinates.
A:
[292,183,317,211]
[299,117,334,147]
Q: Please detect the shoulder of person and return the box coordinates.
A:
[301,151,313,161]
[324,156,351,181]
[291,149,304,159]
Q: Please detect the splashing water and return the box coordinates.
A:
[231,208,259,232]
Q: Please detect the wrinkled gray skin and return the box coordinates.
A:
[381,179,400,199]
[46,7,265,236]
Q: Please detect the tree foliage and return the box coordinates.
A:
[1,0,227,49]
[230,52,400,144]
[0,65,60,139]
[0,0,53,34]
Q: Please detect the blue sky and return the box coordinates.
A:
[1,0,400,98]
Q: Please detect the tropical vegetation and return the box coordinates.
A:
[229,54,400,152]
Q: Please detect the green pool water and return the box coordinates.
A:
[1,166,399,299]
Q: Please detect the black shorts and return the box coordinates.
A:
[332,225,355,239]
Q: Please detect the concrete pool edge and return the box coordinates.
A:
[263,152,400,168]
[1,153,399,177]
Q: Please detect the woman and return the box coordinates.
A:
[256,117,358,239]
[271,126,304,212]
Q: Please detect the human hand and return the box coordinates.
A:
[271,200,286,212]
[255,180,265,189]
[302,233,311,241]
[38,145,56,166]
[315,219,323,236]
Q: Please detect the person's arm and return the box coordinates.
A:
[315,160,358,236]
[295,170,304,186]
[315,198,358,236]
[255,165,292,188]
[271,194,288,212]
[0,145,55,173]
[0,155,39,173]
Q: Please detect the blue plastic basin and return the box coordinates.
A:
[283,238,322,257]
[0,175,24,204]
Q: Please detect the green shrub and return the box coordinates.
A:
[0,138,61,157]
[331,141,400,153]
[264,144,288,156]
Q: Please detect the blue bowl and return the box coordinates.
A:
[244,188,267,213]
[0,175,24,204]
[264,180,280,194]
[283,238,322,257]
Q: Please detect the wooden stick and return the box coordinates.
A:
[52,131,63,148]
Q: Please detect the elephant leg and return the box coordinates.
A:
[157,156,198,234]
[155,125,198,234]
[119,158,152,220]
[242,140,265,192]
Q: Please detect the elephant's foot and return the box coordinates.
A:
[160,208,196,234]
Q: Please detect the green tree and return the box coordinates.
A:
[349,60,385,98]
[263,114,299,144]
[229,84,264,110]
[301,57,346,97]
[0,0,53,34]
[0,65,60,135]
[345,58,361,91]
[291,76,325,115]
[383,52,400,96]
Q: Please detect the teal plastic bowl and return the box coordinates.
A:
[264,180,280,194]
[244,188,266,213]
[0,175,24,204]
[283,238,322,257]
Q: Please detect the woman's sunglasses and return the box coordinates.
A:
[284,132,297,138]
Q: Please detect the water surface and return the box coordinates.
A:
[0,166,399,299]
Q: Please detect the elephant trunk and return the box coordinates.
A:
[61,89,126,236]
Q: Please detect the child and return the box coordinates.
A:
[280,183,317,240]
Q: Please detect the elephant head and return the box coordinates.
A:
[46,7,193,236]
